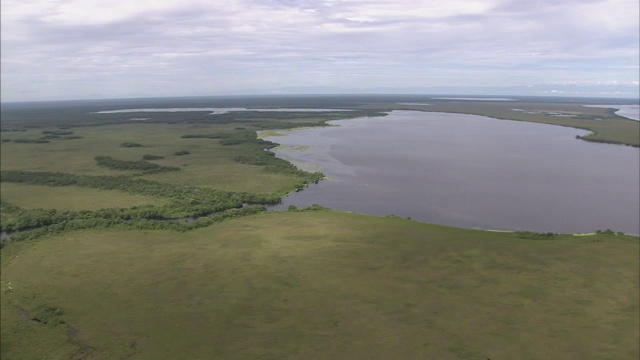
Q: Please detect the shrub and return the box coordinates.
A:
[142,154,165,160]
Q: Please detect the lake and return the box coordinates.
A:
[264,111,640,234]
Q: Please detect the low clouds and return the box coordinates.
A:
[1,0,638,101]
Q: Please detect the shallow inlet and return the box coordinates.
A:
[264,111,640,234]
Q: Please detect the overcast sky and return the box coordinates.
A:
[1,0,639,101]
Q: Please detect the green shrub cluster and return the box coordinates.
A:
[5,205,269,243]
[42,130,74,135]
[515,231,558,240]
[95,156,180,173]
[596,229,625,236]
[31,305,66,327]
[235,150,323,181]
[142,154,165,160]
[0,171,281,234]
[0,199,22,213]
[286,204,327,212]
[11,138,50,144]
[182,130,260,146]
[120,142,143,147]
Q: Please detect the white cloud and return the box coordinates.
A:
[1,0,638,101]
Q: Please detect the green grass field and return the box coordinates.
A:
[2,211,638,360]
[0,123,306,194]
[0,183,165,211]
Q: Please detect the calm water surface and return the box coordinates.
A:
[265,111,640,234]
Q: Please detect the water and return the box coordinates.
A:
[265,111,640,234]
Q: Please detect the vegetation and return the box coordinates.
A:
[11,138,50,144]
[0,170,281,236]
[94,156,180,173]
[1,212,638,359]
[120,142,143,147]
[142,154,165,160]
[0,183,165,212]
[42,130,74,136]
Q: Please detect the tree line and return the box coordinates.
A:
[94,156,180,173]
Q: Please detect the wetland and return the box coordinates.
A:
[1,95,638,360]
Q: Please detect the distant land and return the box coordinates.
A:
[266,84,640,98]
[3,83,639,103]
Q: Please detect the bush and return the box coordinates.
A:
[42,130,74,135]
[94,156,179,173]
[31,305,65,327]
[12,138,49,144]
[515,231,557,240]
[142,154,165,160]
[120,142,143,148]
[175,150,190,156]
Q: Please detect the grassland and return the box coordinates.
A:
[0,123,311,194]
[0,183,165,211]
[2,211,638,360]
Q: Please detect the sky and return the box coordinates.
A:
[1,0,639,102]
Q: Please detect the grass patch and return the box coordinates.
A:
[0,123,315,193]
[0,183,166,211]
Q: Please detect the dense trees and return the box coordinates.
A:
[0,170,282,236]
[2,205,270,243]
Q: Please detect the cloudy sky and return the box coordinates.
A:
[2,0,638,101]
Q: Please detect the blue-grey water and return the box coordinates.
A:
[265,111,640,234]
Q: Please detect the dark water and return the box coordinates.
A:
[265,111,640,234]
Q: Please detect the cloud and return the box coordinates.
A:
[1,0,638,101]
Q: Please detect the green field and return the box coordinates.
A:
[1,97,638,359]
[2,211,638,360]
[0,123,310,193]
[0,183,165,211]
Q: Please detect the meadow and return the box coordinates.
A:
[2,211,638,360]
[1,96,638,359]
[0,183,165,211]
[0,123,316,193]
